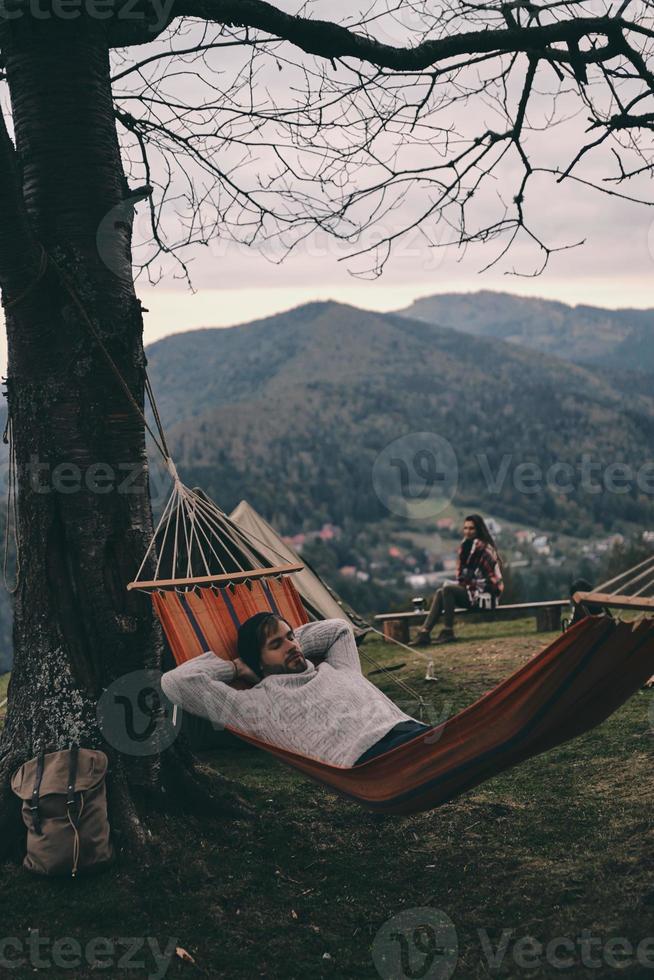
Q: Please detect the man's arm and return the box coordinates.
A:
[298,619,362,673]
[160,652,242,726]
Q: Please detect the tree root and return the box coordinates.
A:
[107,758,152,863]
[161,746,254,821]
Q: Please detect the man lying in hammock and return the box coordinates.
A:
[161,613,432,767]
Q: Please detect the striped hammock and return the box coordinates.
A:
[129,474,654,814]
[152,576,308,665]
[241,614,654,814]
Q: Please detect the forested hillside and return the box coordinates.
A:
[147,301,654,536]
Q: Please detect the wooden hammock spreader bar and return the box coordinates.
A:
[573,591,654,613]
[127,562,304,591]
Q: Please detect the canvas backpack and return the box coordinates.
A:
[11,746,114,877]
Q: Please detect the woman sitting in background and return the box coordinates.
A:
[410,514,504,646]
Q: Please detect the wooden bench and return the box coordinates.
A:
[375,599,569,643]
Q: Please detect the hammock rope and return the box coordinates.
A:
[575,553,654,613]
[598,557,654,595]
[46,252,172,463]
[129,479,300,590]
[360,626,432,717]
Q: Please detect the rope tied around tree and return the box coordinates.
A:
[46,252,172,463]
[0,241,176,595]
[3,245,49,311]
[2,401,20,594]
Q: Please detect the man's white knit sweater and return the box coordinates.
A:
[160,618,415,766]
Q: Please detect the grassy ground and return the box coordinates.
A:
[1,619,653,979]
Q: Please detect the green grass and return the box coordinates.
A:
[1,621,654,979]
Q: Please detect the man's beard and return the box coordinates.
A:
[265,656,307,676]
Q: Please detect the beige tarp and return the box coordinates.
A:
[230,500,367,633]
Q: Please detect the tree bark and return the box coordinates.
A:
[0,16,248,861]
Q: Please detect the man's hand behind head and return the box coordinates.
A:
[232,657,261,685]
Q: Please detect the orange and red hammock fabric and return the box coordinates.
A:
[152,576,309,664]
[153,579,654,815]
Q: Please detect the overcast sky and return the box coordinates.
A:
[130,0,654,350]
[1,1,652,371]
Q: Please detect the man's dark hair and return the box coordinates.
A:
[569,577,607,619]
[237,612,286,677]
[570,577,593,598]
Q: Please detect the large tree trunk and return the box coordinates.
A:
[0,16,248,861]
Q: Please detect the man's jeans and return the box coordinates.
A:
[354,720,433,765]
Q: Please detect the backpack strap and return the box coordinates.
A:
[66,744,79,808]
[65,745,82,878]
[29,751,45,836]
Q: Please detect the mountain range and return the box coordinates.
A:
[401,290,654,375]
[146,294,654,538]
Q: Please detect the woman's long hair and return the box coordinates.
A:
[465,513,503,569]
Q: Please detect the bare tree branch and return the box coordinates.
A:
[111,38,270,83]
[107,1,654,280]
[110,0,629,72]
